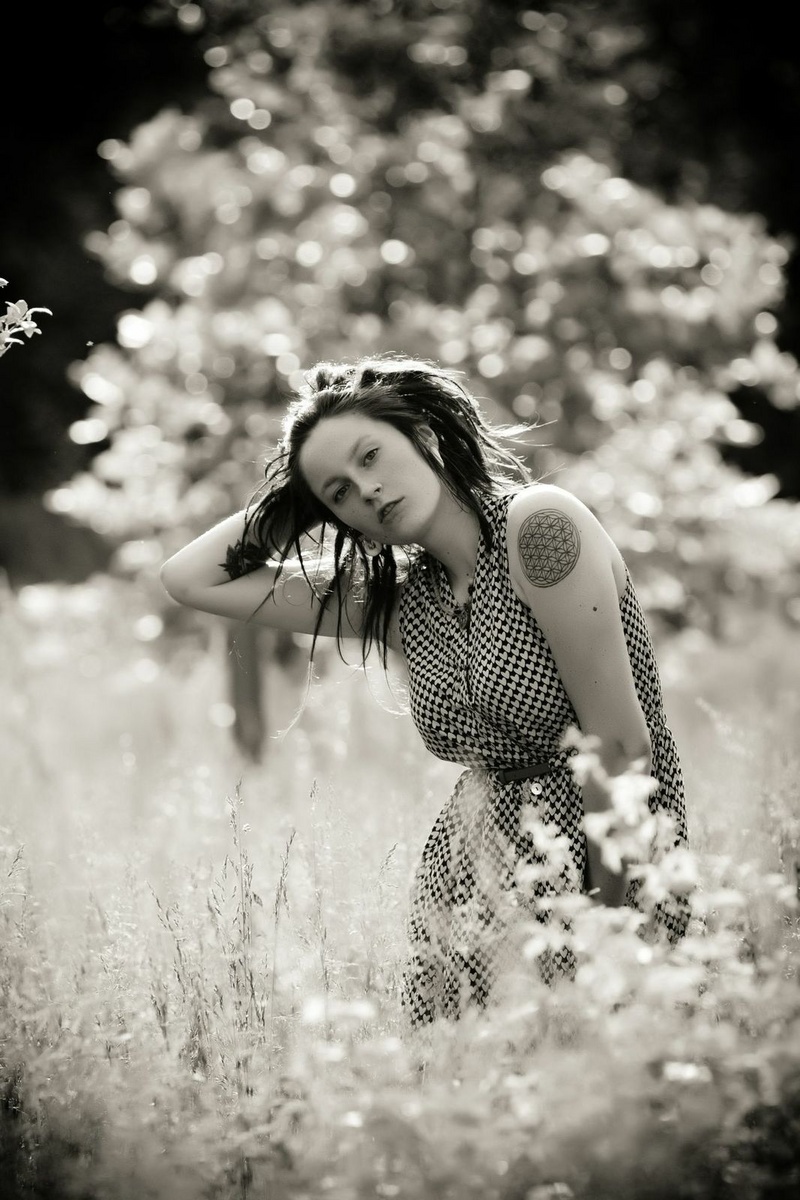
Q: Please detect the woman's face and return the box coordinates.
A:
[298,412,442,544]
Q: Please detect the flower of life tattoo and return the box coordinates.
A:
[518,509,581,587]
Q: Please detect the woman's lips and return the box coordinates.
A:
[380,498,402,524]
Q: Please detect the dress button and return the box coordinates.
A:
[530,782,543,796]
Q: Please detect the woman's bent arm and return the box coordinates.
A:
[507,484,653,907]
[159,511,364,639]
[160,511,263,600]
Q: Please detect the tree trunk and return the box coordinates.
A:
[226,620,265,762]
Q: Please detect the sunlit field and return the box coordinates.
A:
[2,575,799,1200]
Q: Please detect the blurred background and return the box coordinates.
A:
[1,0,799,765]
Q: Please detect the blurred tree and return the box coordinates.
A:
[8,0,800,751]
[613,0,800,497]
[3,0,798,506]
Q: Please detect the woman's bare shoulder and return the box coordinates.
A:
[505,482,619,593]
[506,481,588,522]
[505,483,599,550]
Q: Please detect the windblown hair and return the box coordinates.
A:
[232,354,538,669]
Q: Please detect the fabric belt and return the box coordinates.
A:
[495,761,554,784]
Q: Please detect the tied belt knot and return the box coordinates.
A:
[493,749,576,785]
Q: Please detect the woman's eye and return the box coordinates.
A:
[333,484,348,504]
[364,447,378,464]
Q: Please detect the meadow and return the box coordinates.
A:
[1,574,799,1200]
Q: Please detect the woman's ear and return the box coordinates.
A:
[419,422,444,466]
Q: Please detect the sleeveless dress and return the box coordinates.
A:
[397,492,689,1028]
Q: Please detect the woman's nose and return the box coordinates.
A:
[362,480,382,502]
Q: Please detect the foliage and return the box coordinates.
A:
[0,279,51,358]
[44,0,799,635]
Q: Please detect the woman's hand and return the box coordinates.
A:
[582,805,630,907]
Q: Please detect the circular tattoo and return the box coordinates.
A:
[518,509,581,587]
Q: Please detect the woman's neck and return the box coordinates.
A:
[419,494,482,596]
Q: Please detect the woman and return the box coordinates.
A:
[160,355,689,1027]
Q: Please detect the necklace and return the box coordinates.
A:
[431,561,475,631]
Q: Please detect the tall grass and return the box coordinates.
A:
[1,576,799,1200]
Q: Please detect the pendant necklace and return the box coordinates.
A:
[432,560,475,631]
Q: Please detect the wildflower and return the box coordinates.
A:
[0,286,52,357]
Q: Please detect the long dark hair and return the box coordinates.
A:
[234,354,538,669]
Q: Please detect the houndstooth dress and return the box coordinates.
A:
[397,492,689,1028]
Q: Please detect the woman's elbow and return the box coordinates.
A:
[159,559,192,605]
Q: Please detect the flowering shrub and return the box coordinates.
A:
[0,278,51,357]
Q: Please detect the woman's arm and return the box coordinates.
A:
[160,510,366,640]
[506,484,652,907]
[160,510,270,598]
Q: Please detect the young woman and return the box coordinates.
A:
[160,355,689,1028]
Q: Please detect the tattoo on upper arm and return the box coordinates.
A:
[518,509,581,587]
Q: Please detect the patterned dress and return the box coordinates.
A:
[397,492,689,1028]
